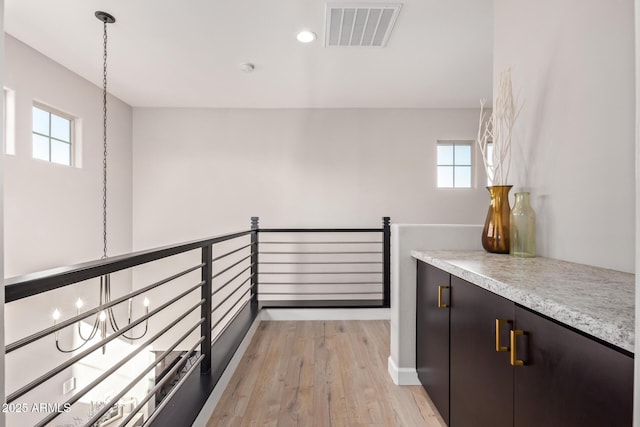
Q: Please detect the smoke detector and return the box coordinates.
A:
[325,3,402,47]
[239,63,255,73]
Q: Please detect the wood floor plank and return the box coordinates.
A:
[208,320,446,427]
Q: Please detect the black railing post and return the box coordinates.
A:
[382,216,391,307]
[201,244,213,374]
[250,217,259,312]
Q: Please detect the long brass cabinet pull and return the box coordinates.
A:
[495,319,511,352]
[510,329,525,366]
[437,285,449,309]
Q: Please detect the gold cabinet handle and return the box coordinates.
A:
[510,329,525,366]
[495,319,511,352]
[437,285,449,308]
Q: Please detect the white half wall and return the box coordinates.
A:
[388,224,482,385]
[494,0,635,273]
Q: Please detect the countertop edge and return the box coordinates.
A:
[411,250,635,354]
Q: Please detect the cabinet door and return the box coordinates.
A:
[416,261,450,425]
[513,306,633,427]
[450,276,514,427]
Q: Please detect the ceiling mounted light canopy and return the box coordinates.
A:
[296,30,317,43]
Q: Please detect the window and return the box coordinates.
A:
[32,104,73,166]
[4,88,16,155]
[437,141,472,188]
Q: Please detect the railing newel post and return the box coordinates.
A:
[383,216,391,308]
[201,244,213,374]
[251,217,259,312]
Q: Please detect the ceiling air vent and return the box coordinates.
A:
[325,3,402,48]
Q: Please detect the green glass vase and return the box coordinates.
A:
[510,192,536,257]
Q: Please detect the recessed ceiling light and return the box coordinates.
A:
[296,30,317,43]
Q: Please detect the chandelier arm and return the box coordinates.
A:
[107,305,149,340]
[77,315,101,341]
[55,337,92,354]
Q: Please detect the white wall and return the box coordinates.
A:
[0,4,6,427]
[634,0,639,423]
[132,108,489,250]
[3,34,134,427]
[4,34,133,277]
[494,0,635,273]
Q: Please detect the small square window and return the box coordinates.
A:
[32,104,74,166]
[437,141,473,188]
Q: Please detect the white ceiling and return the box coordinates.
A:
[5,0,493,108]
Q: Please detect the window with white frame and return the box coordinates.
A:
[32,104,74,166]
[437,141,472,188]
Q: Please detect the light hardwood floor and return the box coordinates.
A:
[208,320,446,427]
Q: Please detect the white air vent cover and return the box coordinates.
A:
[325,3,402,47]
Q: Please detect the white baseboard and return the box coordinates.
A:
[261,307,390,321]
[191,312,263,427]
[388,356,421,386]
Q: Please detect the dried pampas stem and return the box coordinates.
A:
[476,68,521,186]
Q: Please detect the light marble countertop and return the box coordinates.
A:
[411,250,635,353]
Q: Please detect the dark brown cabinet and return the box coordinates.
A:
[449,276,514,427]
[416,261,450,425]
[416,260,634,427]
[513,306,633,427]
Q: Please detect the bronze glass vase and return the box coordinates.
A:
[482,185,512,254]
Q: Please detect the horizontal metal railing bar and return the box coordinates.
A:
[260,291,382,295]
[211,276,252,313]
[259,271,383,275]
[212,266,253,296]
[6,281,204,403]
[5,230,253,303]
[260,251,383,255]
[86,334,205,427]
[140,353,206,427]
[259,228,382,233]
[34,309,204,427]
[259,261,382,265]
[211,288,252,332]
[212,253,253,279]
[260,281,383,285]
[260,299,384,308]
[260,241,383,245]
[6,263,204,354]
[212,243,252,262]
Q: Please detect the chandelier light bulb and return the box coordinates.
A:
[52,309,61,321]
[99,311,107,322]
[75,298,84,310]
[143,297,150,308]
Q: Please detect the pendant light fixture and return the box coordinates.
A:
[52,11,150,353]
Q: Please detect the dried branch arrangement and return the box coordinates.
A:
[476,68,521,186]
